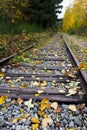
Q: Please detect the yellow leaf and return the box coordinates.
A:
[41,98,49,104]
[0,72,4,77]
[40,80,47,87]
[51,102,58,110]
[0,96,5,105]
[42,117,53,129]
[40,103,47,111]
[36,60,42,64]
[17,98,23,105]
[23,113,30,118]
[38,111,48,118]
[77,62,86,70]
[11,118,18,123]
[68,105,77,111]
[32,124,39,130]
[40,98,49,111]
[35,94,40,97]
[31,117,40,124]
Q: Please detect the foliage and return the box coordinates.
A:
[62,0,87,34]
[0,0,63,28]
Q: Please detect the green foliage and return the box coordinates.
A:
[28,0,63,27]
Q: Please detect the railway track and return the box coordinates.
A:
[0,34,87,130]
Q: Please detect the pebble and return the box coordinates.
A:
[74,118,82,126]
[69,121,74,128]
[83,107,87,113]
[16,125,21,130]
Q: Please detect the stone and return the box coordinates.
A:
[69,121,74,128]
[16,125,21,130]
[74,118,82,126]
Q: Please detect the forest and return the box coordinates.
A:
[62,0,87,35]
[0,0,63,34]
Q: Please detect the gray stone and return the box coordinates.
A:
[61,113,65,118]
[62,104,68,109]
[62,119,68,125]
[0,116,4,121]
[74,118,82,126]
[69,121,74,128]
[83,108,87,113]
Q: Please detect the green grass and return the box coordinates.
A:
[0,22,43,35]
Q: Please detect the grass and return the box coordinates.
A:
[0,22,43,35]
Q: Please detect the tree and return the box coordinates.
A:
[26,0,63,27]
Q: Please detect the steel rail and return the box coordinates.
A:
[0,44,33,65]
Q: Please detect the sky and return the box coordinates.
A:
[58,0,74,18]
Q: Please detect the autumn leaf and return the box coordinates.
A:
[31,117,40,124]
[11,118,18,123]
[54,107,61,113]
[68,105,77,111]
[40,98,49,111]
[38,111,48,118]
[40,80,47,87]
[23,113,30,118]
[66,88,77,96]
[42,117,53,129]
[0,96,5,105]
[36,60,42,64]
[32,124,39,130]
[51,102,58,110]
[77,62,86,71]
[35,94,40,97]
[12,63,20,67]
[17,98,23,105]
[0,72,5,77]
[77,104,85,110]
[37,90,44,94]
[20,83,28,89]
[24,98,34,109]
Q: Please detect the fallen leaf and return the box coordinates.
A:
[17,98,23,105]
[36,60,42,64]
[16,77,24,82]
[12,63,20,67]
[42,117,53,129]
[40,98,49,111]
[11,118,18,123]
[37,90,44,94]
[0,96,5,105]
[35,94,40,97]
[32,81,39,86]
[20,83,28,89]
[77,104,85,110]
[54,107,61,113]
[68,105,77,111]
[38,111,48,118]
[51,102,58,110]
[31,117,40,124]
[55,122,60,127]
[23,113,30,118]
[0,72,5,77]
[66,88,77,96]
[24,98,34,109]
[32,124,39,130]
[40,80,47,87]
